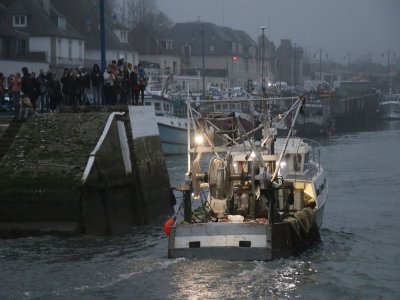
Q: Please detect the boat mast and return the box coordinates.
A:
[186,85,191,172]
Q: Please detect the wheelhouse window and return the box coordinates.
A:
[13,15,27,27]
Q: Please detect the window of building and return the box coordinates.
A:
[120,31,128,43]
[58,17,66,30]
[79,40,83,60]
[15,39,26,56]
[161,39,173,51]
[182,44,191,56]
[68,39,72,59]
[167,40,173,50]
[13,15,27,27]
[57,39,62,57]
[238,43,243,55]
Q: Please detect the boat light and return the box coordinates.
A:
[195,134,204,145]
[250,151,256,158]
[280,161,287,168]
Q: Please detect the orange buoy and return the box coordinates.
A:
[163,217,176,236]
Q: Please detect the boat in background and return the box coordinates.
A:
[295,97,335,136]
[377,94,400,120]
[167,96,328,260]
[143,93,188,155]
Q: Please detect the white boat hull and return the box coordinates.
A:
[168,218,321,260]
[378,101,400,120]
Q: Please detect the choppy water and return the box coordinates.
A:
[1,120,400,299]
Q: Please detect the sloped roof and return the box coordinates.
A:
[0,16,28,37]
[166,22,257,57]
[51,0,131,51]
[128,22,172,55]
[3,0,84,39]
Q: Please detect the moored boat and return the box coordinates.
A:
[167,96,328,260]
[295,97,335,136]
[377,94,400,120]
[143,93,188,155]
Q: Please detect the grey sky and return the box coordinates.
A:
[156,0,400,64]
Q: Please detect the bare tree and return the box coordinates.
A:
[117,0,173,33]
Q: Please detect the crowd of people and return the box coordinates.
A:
[0,59,148,121]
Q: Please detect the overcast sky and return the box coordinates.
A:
[156,0,400,64]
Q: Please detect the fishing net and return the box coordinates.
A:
[191,205,215,223]
[284,207,315,236]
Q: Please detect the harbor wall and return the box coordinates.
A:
[0,106,172,238]
[331,93,378,131]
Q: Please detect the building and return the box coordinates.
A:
[166,22,261,91]
[0,0,85,74]
[276,39,304,87]
[51,0,138,68]
[0,0,140,75]
[128,22,180,76]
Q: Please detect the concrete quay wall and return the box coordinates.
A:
[0,106,172,237]
[331,93,378,130]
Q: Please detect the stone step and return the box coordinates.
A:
[0,221,80,239]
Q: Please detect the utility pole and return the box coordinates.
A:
[260,26,266,97]
[319,48,322,81]
[201,24,205,97]
[99,0,106,72]
[294,43,297,86]
[387,49,390,93]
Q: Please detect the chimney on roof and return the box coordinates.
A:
[41,0,50,16]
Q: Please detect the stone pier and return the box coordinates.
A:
[0,106,173,238]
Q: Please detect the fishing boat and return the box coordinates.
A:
[294,97,335,136]
[146,91,259,155]
[166,95,328,260]
[143,93,188,155]
[377,94,400,120]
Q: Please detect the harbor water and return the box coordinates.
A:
[1,120,400,299]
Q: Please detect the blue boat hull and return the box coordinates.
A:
[158,122,187,155]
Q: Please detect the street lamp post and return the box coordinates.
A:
[201,25,205,97]
[260,26,267,97]
[99,0,106,72]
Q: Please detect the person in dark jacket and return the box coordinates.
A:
[138,63,147,105]
[37,70,48,112]
[130,65,140,105]
[91,64,103,105]
[68,69,80,107]
[78,66,90,105]
[60,68,70,106]
[29,72,40,111]
[21,66,31,95]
